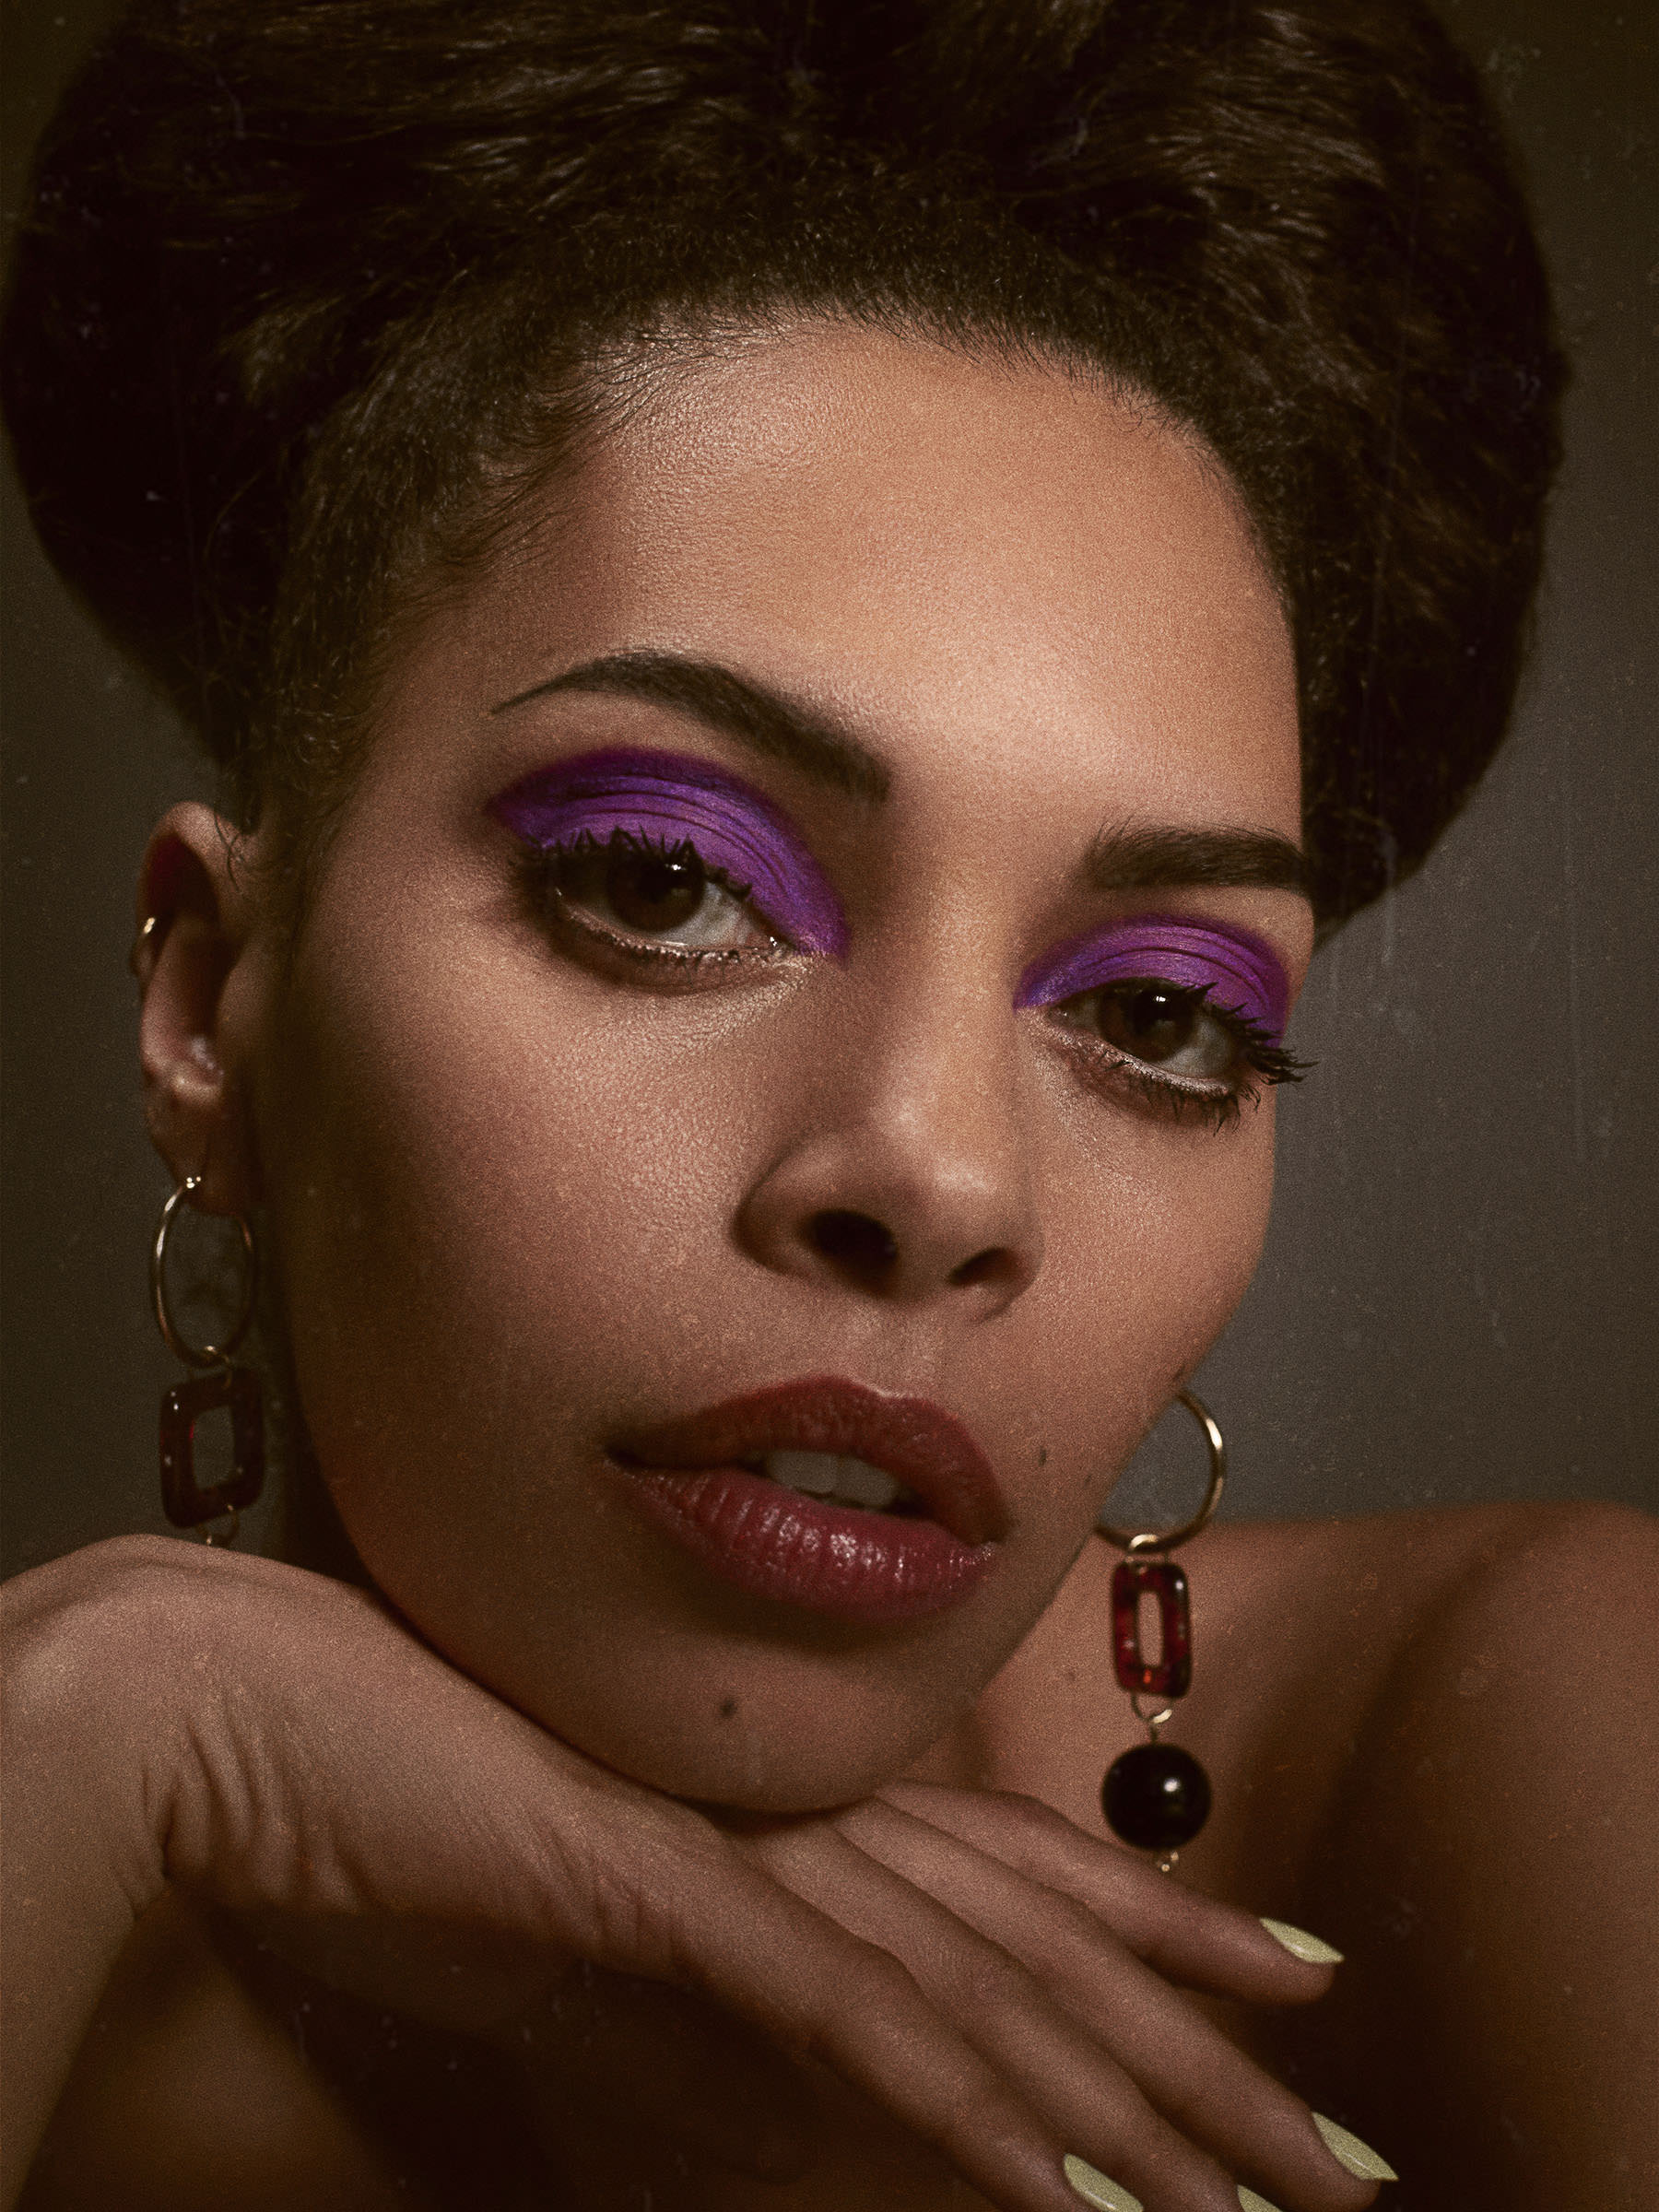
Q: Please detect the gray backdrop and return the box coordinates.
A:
[4,0,1654,1578]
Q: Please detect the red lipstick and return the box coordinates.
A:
[610,1375,1006,1624]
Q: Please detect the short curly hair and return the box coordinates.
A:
[2,0,1563,927]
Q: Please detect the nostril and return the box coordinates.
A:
[808,1208,898,1284]
[949,1246,1013,1289]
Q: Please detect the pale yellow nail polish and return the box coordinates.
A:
[1238,2190,1282,2212]
[1312,2112,1399,2182]
[1062,2153,1143,2212]
[1260,1916,1344,1965]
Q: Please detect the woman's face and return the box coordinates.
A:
[237,325,1310,1808]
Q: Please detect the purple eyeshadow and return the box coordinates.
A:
[1016,915,1289,1041]
[488,747,848,957]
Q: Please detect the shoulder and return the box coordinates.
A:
[1185,1500,1655,1900]
[1343,1496,1659,1900]
[1204,1495,1656,1701]
[1347,1497,1658,1740]
[1214,1497,1659,1819]
[1289,1502,1659,2209]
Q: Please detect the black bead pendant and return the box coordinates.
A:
[1101,1741,1212,1853]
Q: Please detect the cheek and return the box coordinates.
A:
[257,926,845,1783]
[1022,1100,1274,1492]
[265,935,768,1448]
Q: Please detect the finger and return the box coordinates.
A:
[747,1818,1288,2212]
[629,1829,1102,2212]
[830,1797,1374,2212]
[876,1781,1341,2004]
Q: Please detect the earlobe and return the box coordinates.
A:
[135,803,265,1215]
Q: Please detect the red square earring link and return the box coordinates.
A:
[1097,1391,1227,1874]
[150,1172,265,1547]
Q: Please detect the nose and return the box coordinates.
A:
[733,980,1044,1314]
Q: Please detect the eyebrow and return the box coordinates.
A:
[493,651,1309,900]
[491,651,891,804]
[1081,822,1312,901]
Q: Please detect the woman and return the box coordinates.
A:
[2,3,1653,2209]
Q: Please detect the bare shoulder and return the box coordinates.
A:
[1376,1495,1659,1694]
[1272,1500,1658,2212]
[1199,1497,1655,1728]
[1265,1496,1659,1756]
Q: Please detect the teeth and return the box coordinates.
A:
[760,1451,914,1512]
[834,1457,904,1510]
[766,1450,841,1496]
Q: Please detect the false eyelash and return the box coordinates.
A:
[1058,983,1313,1132]
[515,829,787,978]
[547,824,759,906]
[1211,1006,1313,1092]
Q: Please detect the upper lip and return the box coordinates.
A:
[612,1375,1008,1547]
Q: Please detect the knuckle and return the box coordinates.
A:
[563,1807,731,1974]
[843,1938,924,2012]
[1041,1886,1121,1962]
[577,1856,668,1970]
[794,1942,927,2067]
[999,1789,1069,1841]
[940,1937,1028,2017]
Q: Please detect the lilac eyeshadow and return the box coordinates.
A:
[488,747,848,957]
[1016,917,1289,1041]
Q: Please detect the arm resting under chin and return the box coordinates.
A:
[1,1542,182,2208]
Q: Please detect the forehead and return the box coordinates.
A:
[440,323,1300,837]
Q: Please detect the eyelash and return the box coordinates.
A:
[517,831,1308,1124]
[1052,983,1310,1131]
[518,829,791,982]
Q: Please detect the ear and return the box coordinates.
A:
[134,803,268,1216]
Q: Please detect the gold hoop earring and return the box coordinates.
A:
[151,1174,264,1545]
[1096,1390,1226,1872]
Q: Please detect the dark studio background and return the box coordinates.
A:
[2,0,1654,1577]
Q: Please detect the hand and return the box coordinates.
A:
[490,1784,1376,2208]
[3,1538,1378,2212]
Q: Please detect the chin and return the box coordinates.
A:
[304,1394,1068,1816]
[577,1707,944,1815]
[459,1609,995,1817]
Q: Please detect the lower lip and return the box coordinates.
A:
[616,1461,996,1624]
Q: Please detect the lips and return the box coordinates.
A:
[609,1375,1007,1624]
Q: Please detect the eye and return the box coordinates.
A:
[543,830,783,953]
[1071,981,1239,1079]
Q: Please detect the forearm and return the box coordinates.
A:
[1,1556,171,2206]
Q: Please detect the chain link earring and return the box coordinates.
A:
[1097,1390,1226,1874]
[151,1173,264,1546]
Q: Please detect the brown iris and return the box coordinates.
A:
[558,835,710,935]
[605,843,706,933]
[1093,982,1227,1073]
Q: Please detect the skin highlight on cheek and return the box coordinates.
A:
[488,746,849,955]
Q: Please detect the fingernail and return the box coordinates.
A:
[1063,2153,1143,2211]
[1260,1917,1344,1965]
[1312,2112,1399,2182]
[1238,2191,1282,2212]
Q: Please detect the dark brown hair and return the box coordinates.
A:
[2,0,1564,925]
